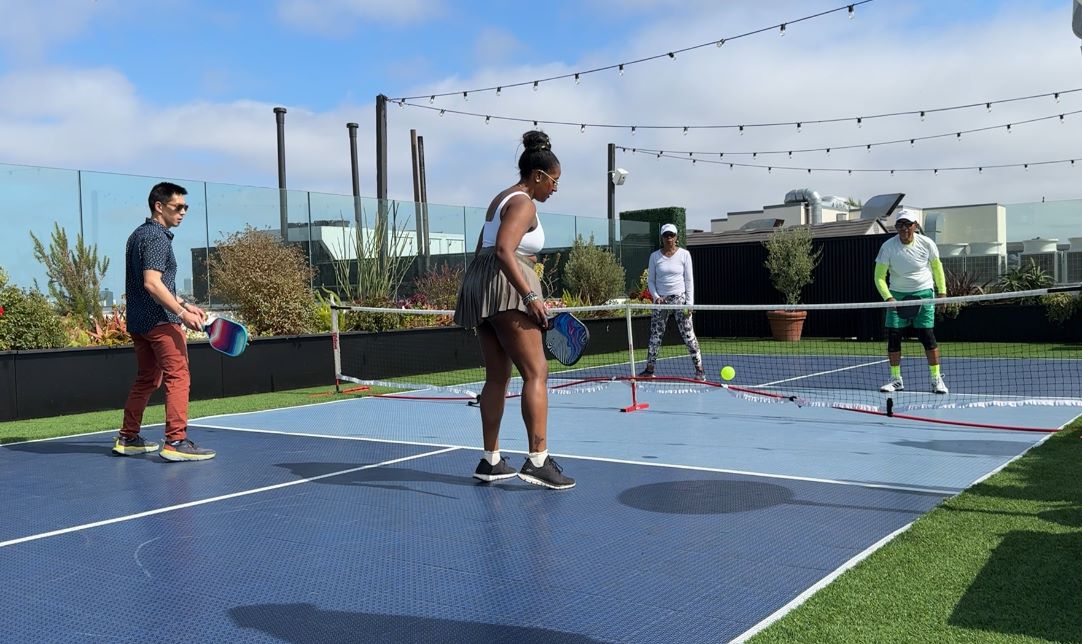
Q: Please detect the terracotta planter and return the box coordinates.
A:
[766,310,807,342]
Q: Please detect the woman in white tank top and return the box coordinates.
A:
[453,130,575,490]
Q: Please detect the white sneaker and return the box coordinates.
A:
[880,376,904,393]
[931,375,949,394]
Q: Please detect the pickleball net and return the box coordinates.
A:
[330,285,1082,416]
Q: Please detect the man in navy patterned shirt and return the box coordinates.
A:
[114,182,216,461]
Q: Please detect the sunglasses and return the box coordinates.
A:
[895,221,915,230]
[538,169,559,188]
[161,202,190,213]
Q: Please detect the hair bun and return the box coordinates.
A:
[522,130,551,152]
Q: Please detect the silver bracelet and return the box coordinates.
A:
[522,291,540,305]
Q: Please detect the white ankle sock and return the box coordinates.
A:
[529,450,548,467]
[483,450,500,466]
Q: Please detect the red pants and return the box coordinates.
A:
[122,323,190,442]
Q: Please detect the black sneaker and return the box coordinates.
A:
[160,438,216,462]
[473,457,517,482]
[637,367,655,378]
[112,434,160,456]
[518,456,575,490]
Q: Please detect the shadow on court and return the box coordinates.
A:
[620,479,946,516]
[230,602,609,643]
[3,439,113,455]
[891,439,1036,457]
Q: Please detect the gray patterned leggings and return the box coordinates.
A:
[645,293,702,369]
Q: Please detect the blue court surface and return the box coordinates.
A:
[2,386,1079,643]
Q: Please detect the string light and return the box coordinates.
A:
[387,2,872,101]
[532,81,538,91]
[620,148,1082,175]
[683,127,689,135]
[395,91,1082,134]
[580,124,586,133]
[920,111,925,121]
[618,64,624,76]
[574,73,581,84]
[796,122,802,132]
[780,23,787,36]
[496,87,501,96]
[848,4,855,18]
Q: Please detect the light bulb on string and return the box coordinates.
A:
[1060,114,1065,124]
[779,23,786,36]
[716,39,725,47]
[462,91,468,101]
[796,122,802,133]
[574,73,581,85]
[485,116,491,124]
[580,124,586,133]
[1055,92,1060,103]
[533,81,538,91]
[429,95,434,104]
[956,132,961,142]
[668,52,675,59]
[920,111,925,121]
[683,127,689,135]
[986,103,991,113]
[618,64,624,76]
[739,125,744,135]
[857,117,862,128]
[848,4,854,19]
[439,109,445,117]
[496,87,502,96]
[910,139,915,147]
[631,126,636,136]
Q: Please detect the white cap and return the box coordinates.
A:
[894,209,917,224]
[660,223,678,237]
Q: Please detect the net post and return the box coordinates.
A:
[331,306,342,394]
[885,397,893,417]
[621,303,649,412]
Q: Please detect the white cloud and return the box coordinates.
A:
[0,1,1079,240]
[0,0,110,62]
[276,0,446,35]
[471,27,525,64]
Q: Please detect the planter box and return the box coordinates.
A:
[936,303,1082,343]
[0,315,657,422]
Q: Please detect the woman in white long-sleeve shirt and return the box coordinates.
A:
[639,223,704,380]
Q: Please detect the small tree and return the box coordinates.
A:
[0,267,68,351]
[762,225,822,305]
[30,223,109,329]
[209,226,317,336]
[563,235,626,305]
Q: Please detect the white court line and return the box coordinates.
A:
[184,423,959,495]
[730,417,1060,643]
[731,520,917,643]
[756,359,886,388]
[0,446,459,549]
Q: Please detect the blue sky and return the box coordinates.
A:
[1,0,1080,235]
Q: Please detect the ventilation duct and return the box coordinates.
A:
[783,188,822,225]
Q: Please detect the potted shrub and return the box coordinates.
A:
[762,225,822,341]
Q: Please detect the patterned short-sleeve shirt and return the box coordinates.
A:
[125,219,182,335]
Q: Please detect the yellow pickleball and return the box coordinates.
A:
[720,366,736,381]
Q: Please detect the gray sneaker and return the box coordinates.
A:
[518,456,575,490]
[880,376,904,393]
[473,457,517,482]
[160,438,216,462]
[112,434,159,456]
